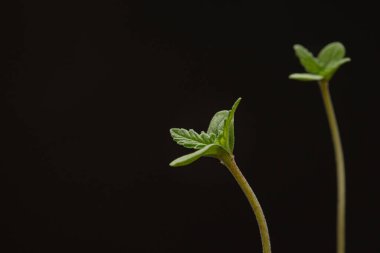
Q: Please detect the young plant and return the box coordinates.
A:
[169,98,271,253]
[289,42,350,253]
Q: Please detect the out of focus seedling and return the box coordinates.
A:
[290,42,350,253]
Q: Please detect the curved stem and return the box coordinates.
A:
[221,155,271,253]
[319,81,346,253]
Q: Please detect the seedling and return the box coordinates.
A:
[169,98,271,253]
[290,42,350,253]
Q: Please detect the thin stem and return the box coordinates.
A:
[319,81,346,253]
[221,154,271,253]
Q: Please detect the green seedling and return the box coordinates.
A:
[169,98,271,253]
[290,42,350,253]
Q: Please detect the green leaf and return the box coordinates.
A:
[293,44,322,74]
[169,98,242,167]
[207,110,229,136]
[170,128,216,150]
[289,73,324,81]
[318,42,346,67]
[218,97,241,153]
[319,58,351,81]
[169,144,226,167]
[290,42,350,83]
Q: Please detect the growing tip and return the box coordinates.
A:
[232,97,242,111]
[293,44,304,50]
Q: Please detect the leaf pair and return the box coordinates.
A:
[169,98,241,167]
[289,42,351,82]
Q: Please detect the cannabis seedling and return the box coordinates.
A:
[169,98,271,253]
[290,42,350,253]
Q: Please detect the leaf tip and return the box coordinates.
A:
[293,44,301,49]
[231,97,242,112]
[327,41,345,48]
[293,44,307,53]
[169,160,178,167]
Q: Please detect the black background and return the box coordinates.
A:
[2,0,379,252]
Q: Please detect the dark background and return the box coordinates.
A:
[1,0,379,252]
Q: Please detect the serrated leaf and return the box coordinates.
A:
[289,73,324,81]
[170,128,216,150]
[169,98,242,167]
[320,58,351,81]
[318,42,346,67]
[207,110,229,136]
[294,44,322,74]
[169,144,226,167]
[218,97,241,153]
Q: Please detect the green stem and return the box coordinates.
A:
[319,81,346,253]
[221,155,271,253]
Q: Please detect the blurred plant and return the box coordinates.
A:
[290,42,350,253]
[169,98,271,253]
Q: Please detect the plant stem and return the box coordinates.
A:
[319,81,346,253]
[221,154,271,253]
